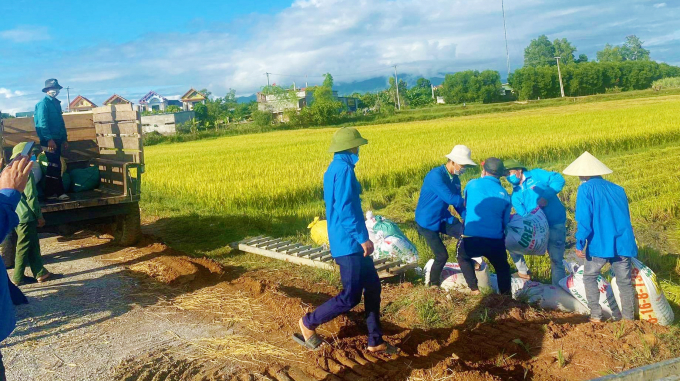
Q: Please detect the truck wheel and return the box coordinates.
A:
[1,230,18,269]
[114,206,142,246]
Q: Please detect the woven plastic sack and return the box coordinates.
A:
[611,258,674,326]
[307,217,329,246]
[70,166,100,193]
[424,259,491,293]
[559,261,622,320]
[489,275,589,314]
[365,211,418,264]
[505,207,549,256]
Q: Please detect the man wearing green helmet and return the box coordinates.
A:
[294,127,398,354]
[504,159,567,285]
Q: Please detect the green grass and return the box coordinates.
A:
[140,93,680,326]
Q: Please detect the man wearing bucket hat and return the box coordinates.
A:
[34,78,69,201]
[504,159,567,285]
[294,127,398,354]
[564,152,636,322]
[457,158,513,295]
[415,145,476,287]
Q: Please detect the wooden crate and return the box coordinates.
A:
[92,105,143,165]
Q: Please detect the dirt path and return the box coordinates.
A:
[2,232,677,381]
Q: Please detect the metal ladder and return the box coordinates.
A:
[233,236,417,278]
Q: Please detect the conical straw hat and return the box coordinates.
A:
[563,151,613,176]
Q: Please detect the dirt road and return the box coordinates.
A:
[2,231,677,381]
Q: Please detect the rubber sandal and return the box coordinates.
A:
[37,273,63,283]
[292,333,324,351]
[368,342,401,355]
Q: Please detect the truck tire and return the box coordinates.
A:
[114,206,142,246]
[1,230,18,269]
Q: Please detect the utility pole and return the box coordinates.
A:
[305,74,308,88]
[393,65,401,110]
[554,57,565,97]
[65,86,71,112]
[266,72,271,88]
[431,84,435,99]
[501,0,511,81]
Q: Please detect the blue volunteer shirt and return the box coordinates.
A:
[463,176,511,239]
[511,169,566,226]
[415,165,465,231]
[324,152,370,258]
[575,177,637,259]
[0,188,21,342]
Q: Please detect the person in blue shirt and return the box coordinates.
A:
[415,145,477,287]
[0,155,36,379]
[457,158,512,295]
[34,78,70,201]
[294,128,398,355]
[564,152,636,323]
[504,159,567,285]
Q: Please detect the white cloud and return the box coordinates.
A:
[0,26,50,43]
[0,88,25,99]
[654,3,666,8]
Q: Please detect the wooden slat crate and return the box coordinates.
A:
[233,236,417,278]
[92,104,143,165]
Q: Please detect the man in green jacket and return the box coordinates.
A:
[11,143,58,285]
[34,78,69,201]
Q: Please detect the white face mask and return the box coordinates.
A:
[47,89,60,98]
[454,167,466,176]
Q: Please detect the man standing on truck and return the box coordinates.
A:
[34,78,69,201]
[415,145,477,288]
[294,127,398,355]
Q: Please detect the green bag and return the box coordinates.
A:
[372,216,406,238]
[69,166,100,193]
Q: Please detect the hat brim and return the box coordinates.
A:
[42,85,63,93]
[445,154,477,166]
[328,137,368,153]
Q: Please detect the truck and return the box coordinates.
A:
[0,104,144,267]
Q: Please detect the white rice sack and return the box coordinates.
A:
[505,207,549,256]
[375,235,418,264]
[424,259,490,293]
[559,261,622,320]
[490,275,589,314]
[611,258,675,326]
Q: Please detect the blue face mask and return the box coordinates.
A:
[507,174,521,186]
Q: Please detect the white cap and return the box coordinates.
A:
[563,151,613,177]
[445,145,477,166]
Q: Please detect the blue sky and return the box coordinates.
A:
[1,0,679,114]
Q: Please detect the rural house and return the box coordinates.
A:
[139,91,168,112]
[257,88,358,121]
[180,88,207,111]
[103,94,132,106]
[69,95,97,112]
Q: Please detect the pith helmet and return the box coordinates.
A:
[563,151,613,177]
[42,78,63,93]
[328,127,368,153]
[504,159,526,170]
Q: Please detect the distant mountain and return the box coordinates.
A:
[236,74,447,101]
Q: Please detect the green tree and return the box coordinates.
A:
[388,76,408,107]
[597,43,624,62]
[621,35,650,61]
[165,105,182,113]
[553,38,576,64]
[576,54,589,63]
[405,77,435,107]
[441,70,501,104]
[524,35,556,67]
[308,73,343,125]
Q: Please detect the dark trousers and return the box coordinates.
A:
[303,253,383,347]
[417,220,463,286]
[0,349,5,381]
[41,139,65,197]
[457,236,511,294]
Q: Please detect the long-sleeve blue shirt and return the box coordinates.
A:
[510,168,566,226]
[0,188,21,342]
[34,95,68,143]
[575,177,637,258]
[463,176,511,239]
[415,165,465,231]
[324,152,370,258]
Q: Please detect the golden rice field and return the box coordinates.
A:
[142,95,680,318]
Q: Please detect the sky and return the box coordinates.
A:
[1,0,679,114]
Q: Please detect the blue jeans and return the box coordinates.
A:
[302,253,383,347]
[511,223,566,286]
[584,255,635,321]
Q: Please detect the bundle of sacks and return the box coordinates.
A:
[307,212,419,265]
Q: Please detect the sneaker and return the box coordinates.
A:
[57,194,70,201]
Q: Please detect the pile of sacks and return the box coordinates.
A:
[307,212,419,264]
[424,257,674,325]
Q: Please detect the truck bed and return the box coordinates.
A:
[41,188,134,213]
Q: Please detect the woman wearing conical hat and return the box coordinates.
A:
[563,152,637,323]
